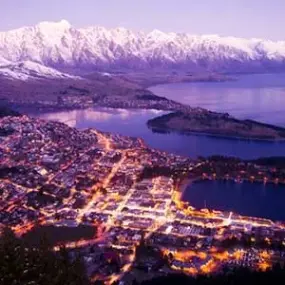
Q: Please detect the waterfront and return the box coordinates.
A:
[34,107,285,159]
[182,180,285,221]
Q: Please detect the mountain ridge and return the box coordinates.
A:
[1,20,285,73]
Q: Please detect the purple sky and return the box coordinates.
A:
[1,0,284,40]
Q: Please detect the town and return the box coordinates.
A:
[1,115,285,284]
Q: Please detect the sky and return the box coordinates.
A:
[1,0,285,40]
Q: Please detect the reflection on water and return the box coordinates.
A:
[38,108,149,128]
[150,73,285,127]
[34,107,285,159]
[182,180,285,221]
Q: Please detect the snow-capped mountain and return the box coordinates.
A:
[0,56,11,66]
[0,61,82,81]
[1,20,285,73]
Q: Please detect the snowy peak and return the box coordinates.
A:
[1,21,285,73]
[36,19,71,31]
[35,20,72,42]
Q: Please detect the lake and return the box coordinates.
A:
[34,73,285,159]
[182,180,285,221]
[32,73,285,222]
[35,107,285,159]
[150,73,285,127]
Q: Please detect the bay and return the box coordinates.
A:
[182,180,285,221]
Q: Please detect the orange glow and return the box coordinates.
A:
[233,249,244,260]
[258,261,271,271]
[260,250,270,259]
[212,251,229,261]
[200,259,216,274]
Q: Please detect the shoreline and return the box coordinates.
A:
[178,176,285,223]
[177,176,193,195]
[24,104,285,143]
[148,125,285,143]
[183,176,285,187]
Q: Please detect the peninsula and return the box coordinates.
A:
[147,111,285,141]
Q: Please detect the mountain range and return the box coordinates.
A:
[1,20,285,78]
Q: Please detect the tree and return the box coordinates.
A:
[0,227,90,285]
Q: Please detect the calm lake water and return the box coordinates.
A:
[35,107,285,159]
[182,180,285,221]
[34,73,285,159]
[150,73,285,127]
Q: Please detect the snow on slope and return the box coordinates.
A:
[0,56,11,66]
[1,20,285,72]
[0,61,82,80]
